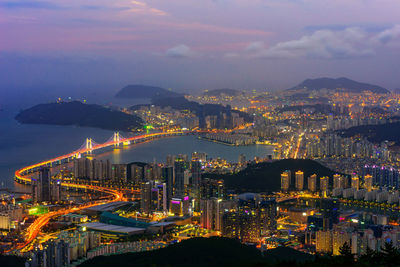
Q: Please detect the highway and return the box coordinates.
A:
[11,130,186,253]
[12,128,257,252]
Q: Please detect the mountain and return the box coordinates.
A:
[203,88,243,97]
[131,96,253,128]
[289,77,389,94]
[204,159,346,193]
[115,85,181,99]
[337,121,400,145]
[15,101,143,132]
[81,237,312,267]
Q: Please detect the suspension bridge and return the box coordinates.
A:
[8,130,188,253]
[15,130,187,184]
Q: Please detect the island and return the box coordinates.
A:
[288,77,390,94]
[15,101,143,132]
[115,84,181,99]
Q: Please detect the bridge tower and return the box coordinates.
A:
[86,138,94,153]
[113,132,121,148]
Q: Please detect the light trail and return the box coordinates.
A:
[15,130,187,184]
[11,130,186,253]
[12,127,253,252]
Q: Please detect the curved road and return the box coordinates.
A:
[11,130,186,252]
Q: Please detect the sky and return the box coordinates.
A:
[1,0,400,97]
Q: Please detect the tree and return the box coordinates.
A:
[339,242,352,258]
[358,246,378,267]
[381,241,400,266]
[338,242,354,265]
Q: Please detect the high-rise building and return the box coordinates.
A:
[200,198,223,231]
[151,183,167,213]
[332,230,350,256]
[316,230,332,254]
[166,155,175,167]
[192,152,207,162]
[140,181,152,214]
[200,178,224,199]
[222,193,277,243]
[140,180,167,214]
[320,176,329,197]
[129,164,144,185]
[259,198,277,235]
[32,167,53,203]
[74,158,111,181]
[161,167,174,208]
[51,179,62,202]
[308,174,317,192]
[238,194,260,243]
[295,171,304,191]
[174,157,187,197]
[333,174,345,189]
[351,175,360,191]
[111,164,127,183]
[364,174,373,192]
[318,198,339,230]
[169,196,190,216]
[280,171,291,192]
[222,211,239,239]
[191,160,202,188]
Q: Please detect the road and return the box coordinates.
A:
[10,131,183,252]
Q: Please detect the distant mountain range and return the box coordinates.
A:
[289,77,389,94]
[115,85,181,99]
[203,88,243,97]
[15,101,143,131]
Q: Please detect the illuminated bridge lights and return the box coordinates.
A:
[11,131,187,253]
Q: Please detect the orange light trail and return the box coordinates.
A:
[11,130,186,252]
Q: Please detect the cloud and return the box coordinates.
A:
[125,1,167,16]
[241,25,400,60]
[166,44,194,58]
[373,25,400,44]
[0,1,61,9]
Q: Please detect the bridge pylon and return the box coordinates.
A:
[113,132,121,148]
[86,138,94,153]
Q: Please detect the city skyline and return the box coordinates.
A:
[3,1,400,266]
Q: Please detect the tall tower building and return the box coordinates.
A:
[259,198,277,235]
[32,167,61,203]
[162,167,174,207]
[200,198,223,231]
[295,171,304,191]
[351,175,360,191]
[333,174,344,189]
[364,174,373,192]
[174,157,187,197]
[320,176,329,197]
[316,231,332,254]
[140,181,152,214]
[280,171,291,192]
[308,174,317,192]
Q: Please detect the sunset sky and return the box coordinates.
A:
[1,0,400,93]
